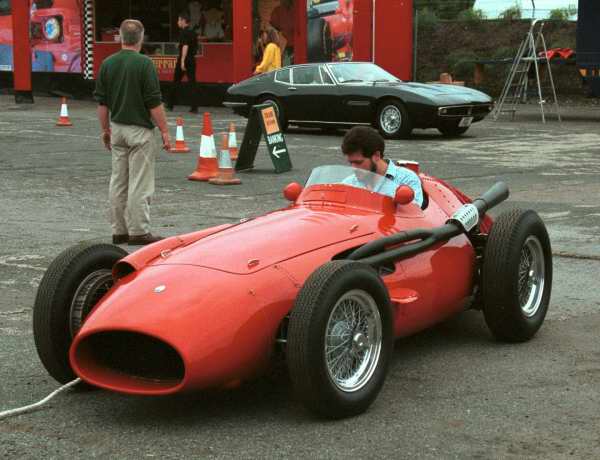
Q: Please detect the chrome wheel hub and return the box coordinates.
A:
[324,289,382,393]
[380,105,402,134]
[518,236,545,317]
[69,269,114,337]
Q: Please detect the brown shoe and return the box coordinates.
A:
[127,233,164,246]
[112,234,129,244]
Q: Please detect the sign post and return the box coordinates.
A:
[235,103,292,173]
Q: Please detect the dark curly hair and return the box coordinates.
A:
[341,126,385,158]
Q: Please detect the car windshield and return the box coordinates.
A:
[305,165,397,198]
[327,63,400,84]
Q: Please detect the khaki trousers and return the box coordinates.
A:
[109,122,157,236]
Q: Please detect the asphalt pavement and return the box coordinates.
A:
[0,95,599,459]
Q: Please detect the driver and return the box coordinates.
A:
[341,126,424,207]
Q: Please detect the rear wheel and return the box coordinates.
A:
[307,18,333,63]
[286,261,394,419]
[258,96,288,131]
[33,243,128,383]
[376,100,412,139]
[482,209,552,342]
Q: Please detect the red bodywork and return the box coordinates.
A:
[70,173,490,396]
[0,0,81,73]
[325,0,354,61]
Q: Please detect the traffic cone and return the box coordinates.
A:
[228,122,238,161]
[56,97,72,126]
[188,112,218,181]
[209,134,242,185]
[170,117,190,153]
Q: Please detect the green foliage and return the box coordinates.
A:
[414,0,476,20]
[447,50,478,80]
[416,8,440,29]
[456,8,487,22]
[499,5,522,20]
[548,7,577,21]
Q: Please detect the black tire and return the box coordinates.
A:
[482,209,552,342]
[258,95,288,131]
[33,243,128,384]
[438,121,469,137]
[376,100,413,139]
[286,261,394,419]
[307,17,333,63]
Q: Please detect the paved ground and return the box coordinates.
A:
[0,95,599,459]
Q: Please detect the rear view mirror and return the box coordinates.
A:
[394,185,415,206]
[283,182,303,202]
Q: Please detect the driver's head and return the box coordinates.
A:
[342,126,385,174]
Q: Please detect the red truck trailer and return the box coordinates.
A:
[1,0,414,103]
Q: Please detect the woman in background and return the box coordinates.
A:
[254,28,281,74]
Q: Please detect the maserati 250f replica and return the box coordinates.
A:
[224,62,494,138]
[33,164,551,419]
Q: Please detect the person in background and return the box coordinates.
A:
[166,12,199,113]
[94,19,170,246]
[270,0,295,66]
[254,28,281,74]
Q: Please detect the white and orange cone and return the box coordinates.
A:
[170,117,191,153]
[228,122,238,161]
[56,97,72,127]
[209,134,242,186]
[188,112,218,181]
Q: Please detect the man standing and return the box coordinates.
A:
[167,12,199,113]
[94,19,170,246]
[341,126,424,207]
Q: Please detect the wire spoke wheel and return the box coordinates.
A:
[518,236,545,317]
[69,269,114,337]
[324,290,382,392]
[379,105,402,134]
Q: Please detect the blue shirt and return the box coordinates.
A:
[342,160,424,206]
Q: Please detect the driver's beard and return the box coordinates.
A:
[369,159,377,173]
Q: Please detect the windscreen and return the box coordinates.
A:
[305,165,397,198]
[327,63,400,84]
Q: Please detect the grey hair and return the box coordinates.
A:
[120,19,144,46]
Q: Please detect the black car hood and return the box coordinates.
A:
[386,82,492,104]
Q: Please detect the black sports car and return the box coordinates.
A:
[224,62,494,138]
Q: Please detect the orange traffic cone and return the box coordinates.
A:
[170,117,190,153]
[228,122,238,161]
[188,112,218,181]
[209,134,242,185]
[56,97,72,126]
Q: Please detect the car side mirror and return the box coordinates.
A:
[394,185,415,206]
[283,182,303,202]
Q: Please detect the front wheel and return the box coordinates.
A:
[482,209,552,342]
[286,261,394,419]
[33,243,128,383]
[376,100,412,139]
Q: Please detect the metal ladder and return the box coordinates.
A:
[492,20,561,123]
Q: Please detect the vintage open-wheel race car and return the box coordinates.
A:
[32,164,552,419]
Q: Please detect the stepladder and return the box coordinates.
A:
[492,20,561,123]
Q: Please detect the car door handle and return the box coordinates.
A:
[288,87,298,91]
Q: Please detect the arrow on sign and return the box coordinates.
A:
[272,147,287,159]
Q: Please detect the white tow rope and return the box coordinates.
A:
[0,378,81,421]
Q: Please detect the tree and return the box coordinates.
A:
[548,7,577,20]
[414,0,476,20]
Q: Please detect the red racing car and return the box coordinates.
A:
[33,164,553,418]
[307,0,353,62]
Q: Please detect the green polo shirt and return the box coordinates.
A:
[94,49,162,129]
